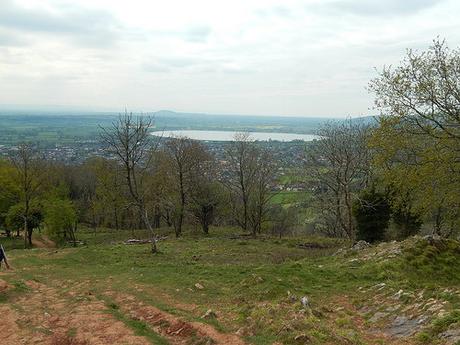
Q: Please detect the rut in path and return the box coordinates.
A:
[1,279,151,345]
[107,291,246,345]
[1,279,247,345]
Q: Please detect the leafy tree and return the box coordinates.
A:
[43,198,77,242]
[353,188,391,243]
[392,205,422,239]
[0,160,18,236]
[270,205,296,238]
[10,143,44,247]
[6,203,43,238]
[369,39,460,237]
[90,157,125,230]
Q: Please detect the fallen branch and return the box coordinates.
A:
[124,236,167,245]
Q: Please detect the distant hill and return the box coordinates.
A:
[0,108,376,146]
[152,110,339,134]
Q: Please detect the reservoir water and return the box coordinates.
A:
[151,130,319,142]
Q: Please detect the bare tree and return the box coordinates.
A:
[306,121,372,240]
[247,148,277,235]
[224,133,257,233]
[188,152,222,235]
[163,137,210,237]
[100,112,159,253]
[10,143,43,247]
[225,133,277,236]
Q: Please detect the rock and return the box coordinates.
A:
[333,248,344,256]
[439,328,460,344]
[393,289,404,300]
[386,247,402,257]
[352,240,371,251]
[201,309,217,319]
[294,333,310,342]
[385,304,401,312]
[417,316,428,325]
[287,291,297,303]
[0,279,9,292]
[235,327,254,337]
[369,312,388,322]
[422,234,442,244]
[255,276,264,283]
[386,315,419,337]
[373,282,386,291]
[194,283,204,290]
[300,296,309,309]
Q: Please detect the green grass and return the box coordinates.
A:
[270,190,311,206]
[1,235,27,250]
[3,227,460,344]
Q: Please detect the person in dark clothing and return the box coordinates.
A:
[0,244,10,269]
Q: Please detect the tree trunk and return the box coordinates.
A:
[23,217,28,248]
[114,205,119,231]
[154,206,161,228]
[141,206,157,253]
[176,210,183,237]
[27,229,32,247]
[202,219,209,235]
[176,171,185,237]
[164,209,172,227]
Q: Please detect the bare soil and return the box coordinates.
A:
[0,279,246,345]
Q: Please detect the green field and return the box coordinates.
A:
[271,191,311,206]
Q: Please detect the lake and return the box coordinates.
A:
[151,130,320,142]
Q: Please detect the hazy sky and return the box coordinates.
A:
[1,0,459,117]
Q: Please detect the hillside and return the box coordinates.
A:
[1,229,459,345]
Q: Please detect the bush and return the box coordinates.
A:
[5,202,43,236]
[353,188,391,243]
[392,203,422,239]
[44,198,77,241]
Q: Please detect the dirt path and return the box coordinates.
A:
[32,235,56,248]
[1,280,151,345]
[108,292,246,345]
[0,279,247,345]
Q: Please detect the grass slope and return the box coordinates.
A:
[1,228,459,344]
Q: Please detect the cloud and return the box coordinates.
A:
[254,6,293,18]
[0,29,28,47]
[183,26,212,43]
[313,0,444,17]
[0,0,122,47]
[0,0,459,117]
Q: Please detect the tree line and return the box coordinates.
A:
[0,39,458,251]
[306,39,459,242]
[0,123,280,252]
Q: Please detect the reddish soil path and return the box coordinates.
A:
[109,292,246,345]
[0,279,247,345]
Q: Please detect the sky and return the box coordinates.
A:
[0,0,459,118]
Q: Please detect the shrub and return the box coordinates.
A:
[44,198,77,241]
[392,204,422,239]
[353,188,391,243]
